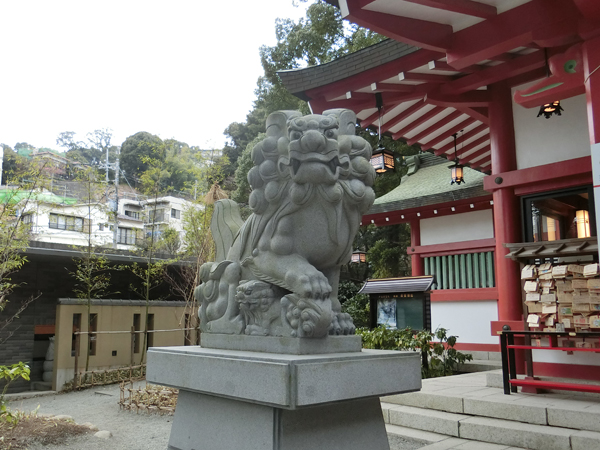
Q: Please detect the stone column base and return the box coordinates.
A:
[169,390,389,450]
[147,346,421,450]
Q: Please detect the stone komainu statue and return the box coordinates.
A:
[195,109,376,338]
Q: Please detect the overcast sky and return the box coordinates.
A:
[0,1,310,151]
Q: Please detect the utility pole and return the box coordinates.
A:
[113,149,120,249]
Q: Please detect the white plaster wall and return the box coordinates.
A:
[430,300,498,345]
[420,210,494,246]
[532,348,600,367]
[512,83,590,170]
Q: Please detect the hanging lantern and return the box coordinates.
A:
[369,93,395,174]
[350,250,367,263]
[370,146,395,173]
[576,210,590,238]
[449,132,465,185]
[537,100,564,119]
[449,162,465,185]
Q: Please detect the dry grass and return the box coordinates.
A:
[0,414,91,449]
[120,382,177,415]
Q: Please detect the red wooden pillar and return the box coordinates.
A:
[489,81,522,322]
[410,220,424,276]
[583,37,600,251]
[583,36,600,146]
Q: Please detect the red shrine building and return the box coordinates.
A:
[279,0,600,380]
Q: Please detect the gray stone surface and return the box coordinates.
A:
[200,333,362,354]
[387,405,469,437]
[463,398,547,425]
[547,405,600,432]
[382,392,464,413]
[147,346,421,409]
[458,360,502,373]
[94,430,112,439]
[168,390,391,450]
[196,109,376,347]
[458,416,572,450]
[571,430,600,450]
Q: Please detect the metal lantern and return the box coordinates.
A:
[449,162,465,185]
[449,132,465,185]
[370,146,395,173]
[370,92,395,174]
[350,250,367,263]
[537,100,564,119]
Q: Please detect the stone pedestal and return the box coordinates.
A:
[147,346,421,450]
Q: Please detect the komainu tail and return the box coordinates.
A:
[211,200,244,262]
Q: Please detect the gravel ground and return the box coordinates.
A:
[8,383,428,450]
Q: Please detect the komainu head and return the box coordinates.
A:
[247,109,376,216]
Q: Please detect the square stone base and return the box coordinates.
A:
[168,390,390,450]
[148,346,421,450]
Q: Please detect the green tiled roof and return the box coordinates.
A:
[368,153,489,215]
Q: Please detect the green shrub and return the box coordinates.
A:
[356,326,473,378]
[339,281,370,328]
[0,362,31,424]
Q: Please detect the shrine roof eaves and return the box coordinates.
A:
[278,39,418,99]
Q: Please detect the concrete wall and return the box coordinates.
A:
[420,210,494,246]
[0,250,189,393]
[512,83,590,170]
[54,300,198,391]
[430,300,498,345]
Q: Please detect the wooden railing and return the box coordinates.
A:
[500,330,600,395]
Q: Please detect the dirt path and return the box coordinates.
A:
[8,382,171,450]
[8,383,427,450]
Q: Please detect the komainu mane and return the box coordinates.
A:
[195,109,376,338]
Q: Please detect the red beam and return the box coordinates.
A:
[460,145,490,166]
[514,173,592,196]
[362,196,493,226]
[392,106,446,140]
[573,0,600,21]
[404,0,496,20]
[432,123,487,153]
[442,51,545,95]
[447,0,582,69]
[345,0,453,52]
[381,100,427,134]
[456,106,488,124]
[399,72,456,83]
[430,288,498,302]
[483,156,592,192]
[406,110,464,145]
[453,343,500,352]
[376,83,417,93]
[429,60,483,74]
[324,90,373,102]
[309,97,373,114]
[427,90,491,107]
[452,133,491,157]
[420,118,480,151]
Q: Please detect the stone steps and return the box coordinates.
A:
[459,359,502,373]
[382,389,600,432]
[381,403,600,450]
[385,424,528,450]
